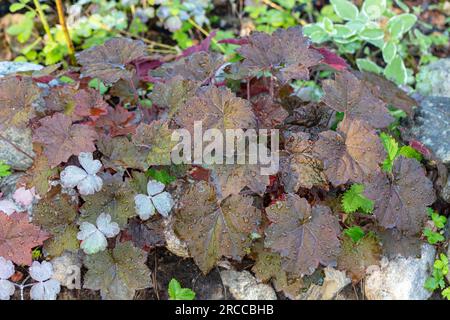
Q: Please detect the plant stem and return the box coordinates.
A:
[187,18,226,53]
[33,0,54,42]
[55,0,76,65]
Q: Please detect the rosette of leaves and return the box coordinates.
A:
[173,181,261,274]
[265,194,341,276]
[364,156,436,235]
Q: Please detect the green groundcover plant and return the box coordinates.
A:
[0,25,444,300]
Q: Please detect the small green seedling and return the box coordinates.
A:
[168,278,196,300]
[341,183,374,214]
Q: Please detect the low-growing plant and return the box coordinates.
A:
[425,253,450,300]
[168,278,196,300]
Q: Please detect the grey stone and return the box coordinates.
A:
[0,127,35,171]
[364,243,435,300]
[0,61,43,78]
[416,59,450,97]
[220,270,277,300]
[410,97,450,165]
[0,172,23,196]
[299,267,351,300]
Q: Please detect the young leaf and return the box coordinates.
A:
[0,212,49,265]
[423,228,444,245]
[428,208,447,229]
[168,278,196,300]
[174,181,261,274]
[77,213,120,255]
[380,132,399,172]
[83,241,151,300]
[33,113,98,168]
[364,157,436,235]
[146,168,176,185]
[77,38,147,84]
[313,118,386,186]
[330,0,359,20]
[60,152,103,195]
[384,55,407,85]
[265,194,341,276]
[279,131,328,192]
[321,71,393,128]
[79,173,135,228]
[398,146,422,162]
[341,184,374,214]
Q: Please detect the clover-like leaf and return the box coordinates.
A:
[29,261,61,300]
[279,131,328,192]
[134,180,174,220]
[174,181,261,274]
[322,71,393,128]
[60,152,103,195]
[265,194,341,276]
[237,27,322,82]
[0,212,49,265]
[364,156,436,235]
[83,241,151,300]
[0,76,40,128]
[33,113,98,167]
[77,38,147,84]
[77,213,120,255]
[341,184,374,214]
[313,118,385,186]
[79,173,135,228]
[0,257,15,300]
[337,233,381,283]
[151,52,223,83]
[175,86,256,134]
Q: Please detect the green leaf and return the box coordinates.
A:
[362,0,387,20]
[10,3,26,12]
[146,168,176,185]
[424,276,439,292]
[330,0,359,20]
[168,278,196,300]
[344,226,365,243]
[398,146,422,162]
[382,41,397,63]
[388,13,417,39]
[429,209,447,229]
[356,58,383,74]
[0,161,11,178]
[423,228,444,245]
[88,78,108,95]
[380,133,399,172]
[341,184,374,214]
[384,55,407,85]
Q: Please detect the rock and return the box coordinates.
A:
[299,267,351,300]
[410,97,450,165]
[0,61,43,78]
[0,127,35,171]
[365,243,435,300]
[163,217,190,258]
[441,177,450,203]
[416,59,450,97]
[220,270,277,300]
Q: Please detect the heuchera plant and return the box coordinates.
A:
[0,26,439,299]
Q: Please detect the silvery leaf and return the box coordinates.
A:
[0,280,15,300]
[29,261,53,282]
[0,257,14,280]
[78,152,102,175]
[134,194,155,220]
[152,192,174,217]
[60,166,88,188]
[30,279,61,300]
[96,213,120,238]
[146,180,165,196]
